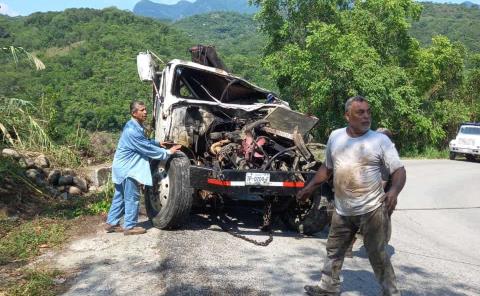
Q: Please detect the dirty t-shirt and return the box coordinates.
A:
[325,128,403,216]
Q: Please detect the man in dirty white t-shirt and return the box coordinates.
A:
[297,96,407,296]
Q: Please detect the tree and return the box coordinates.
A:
[251,0,470,151]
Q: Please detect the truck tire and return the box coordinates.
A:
[145,154,193,229]
[466,154,476,162]
[449,152,456,160]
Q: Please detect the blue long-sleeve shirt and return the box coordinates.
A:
[112,118,171,186]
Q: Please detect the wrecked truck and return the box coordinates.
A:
[136,46,333,235]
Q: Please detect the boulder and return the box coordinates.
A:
[34,154,50,168]
[84,165,112,187]
[47,170,61,185]
[58,175,74,186]
[19,157,35,168]
[73,176,88,192]
[47,187,60,197]
[62,168,76,176]
[2,148,20,159]
[68,186,82,196]
[25,168,41,180]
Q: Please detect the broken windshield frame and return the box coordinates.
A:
[171,65,269,105]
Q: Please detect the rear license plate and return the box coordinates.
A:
[245,172,270,186]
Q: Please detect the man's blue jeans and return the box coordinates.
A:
[106,177,140,230]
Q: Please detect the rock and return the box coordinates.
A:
[0,207,8,219]
[19,157,35,168]
[47,187,60,197]
[47,170,61,185]
[68,186,82,196]
[41,167,51,176]
[34,178,46,187]
[25,168,41,180]
[56,186,66,192]
[73,176,88,192]
[34,154,50,168]
[88,186,98,193]
[62,168,76,176]
[2,148,20,159]
[53,277,66,285]
[84,165,112,187]
[58,175,74,186]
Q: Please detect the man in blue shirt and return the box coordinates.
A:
[104,101,181,235]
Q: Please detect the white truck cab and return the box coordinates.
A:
[449,123,480,161]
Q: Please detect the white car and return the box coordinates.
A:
[449,123,480,161]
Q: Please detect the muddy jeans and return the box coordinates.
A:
[318,204,400,296]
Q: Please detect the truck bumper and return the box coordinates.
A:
[189,166,315,196]
[450,147,480,155]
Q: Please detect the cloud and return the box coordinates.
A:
[0,3,19,16]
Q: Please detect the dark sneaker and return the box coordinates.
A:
[123,226,146,235]
[304,285,339,296]
[103,223,123,233]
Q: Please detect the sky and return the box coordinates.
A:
[0,0,479,16]
[0,0,194,16]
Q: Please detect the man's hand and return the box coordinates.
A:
[384,190,398,216]
[296,186,314,202]
[160,141,173,148]
[385,167,406,216]
[168,144,182,154]
[296,164,332,203]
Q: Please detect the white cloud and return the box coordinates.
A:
[0,3,19,16]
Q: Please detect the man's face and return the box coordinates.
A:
[345,101,371,133]
[132,105,147,124]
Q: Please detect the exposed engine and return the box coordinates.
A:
[167,104,325,174]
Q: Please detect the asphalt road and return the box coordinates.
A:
[55,159,480,296]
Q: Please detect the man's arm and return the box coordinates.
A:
[296,164,333,201]
[385,166,406,215]
[128,129,179,159]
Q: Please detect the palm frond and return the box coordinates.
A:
[2,46,45,70]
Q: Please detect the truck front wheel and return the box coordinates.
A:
[145,154,193,229]
[449,152,456,160]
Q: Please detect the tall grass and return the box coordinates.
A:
[401,146,450,159]
[0,97,81,167]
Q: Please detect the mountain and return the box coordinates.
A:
[133,0,257,20]
[461,1,479,8]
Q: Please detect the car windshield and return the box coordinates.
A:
[460,126,480,135]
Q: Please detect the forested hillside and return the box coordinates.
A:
[0,8,193,140]
[0,8,271,146]
[133,0,256,20]
[411,2,480,55]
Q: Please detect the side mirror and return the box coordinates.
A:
[137,52,155,82]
